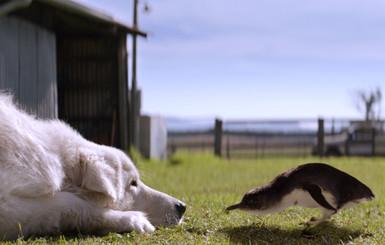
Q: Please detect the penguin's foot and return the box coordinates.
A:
[300,217,323,226]
[299,209,336,226]
[299,217,315,226]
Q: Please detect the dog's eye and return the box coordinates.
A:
[130,179,138,187]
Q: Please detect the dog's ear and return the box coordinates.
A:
[79,148,117,201]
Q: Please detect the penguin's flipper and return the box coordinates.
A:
[303,183,336,211]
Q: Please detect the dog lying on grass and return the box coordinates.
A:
[0,93,186,240]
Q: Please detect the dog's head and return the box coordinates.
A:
[78,145,186,227]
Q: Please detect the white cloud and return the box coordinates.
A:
[76,0,385,118]
[139,0,385,62]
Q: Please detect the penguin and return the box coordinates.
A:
[226,163,375,225]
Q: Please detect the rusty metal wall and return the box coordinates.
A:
[57,37,120,147]
[0,15,127,148]
[0,17,20,98]
[37,22,58,119]
[0,16,57,119]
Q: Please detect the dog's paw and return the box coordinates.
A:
[123,211,155,233]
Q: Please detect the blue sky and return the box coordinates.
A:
[78,0,385,119]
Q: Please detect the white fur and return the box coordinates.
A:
[0,94,185,240]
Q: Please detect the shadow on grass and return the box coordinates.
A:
[219,222,370,245]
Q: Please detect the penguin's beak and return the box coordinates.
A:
[225,203,241,213]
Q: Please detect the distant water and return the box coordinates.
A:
[167,118,215,132]
[166,117,350,133]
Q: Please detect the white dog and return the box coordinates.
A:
[0,94,186,240]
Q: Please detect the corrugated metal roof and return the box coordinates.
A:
[0,0,31,16]
[0,0,147,37]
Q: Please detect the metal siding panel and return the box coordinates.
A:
[0,17,20,95]
[0,16,58,119]
[0,17,4,88]
[118,35,129,150]
[18,19,38,114]
[37,26,57,119]
[58,37,119,146]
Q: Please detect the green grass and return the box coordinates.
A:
[4,153,385,244]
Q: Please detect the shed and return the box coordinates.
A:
[0,0,146,151]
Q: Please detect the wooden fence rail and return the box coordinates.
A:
[168,117,319,158]
[167,118,382,158]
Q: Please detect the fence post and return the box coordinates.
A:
[214,118,222,157]
[226,137,230,159]
[371,128,376,156]
[317,118,324,157]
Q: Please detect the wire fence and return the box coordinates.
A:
[167,118,353,158]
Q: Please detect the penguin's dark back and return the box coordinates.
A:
[282,163,374,206]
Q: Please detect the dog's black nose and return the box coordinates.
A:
[175,202,186,217]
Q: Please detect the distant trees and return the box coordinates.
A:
[354,87,382,121]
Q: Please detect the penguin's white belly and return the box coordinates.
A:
[294,189,336,209]
[287,189,320,208]
[242,189,336,216]
[342,197,371,208]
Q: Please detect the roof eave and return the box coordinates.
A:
[0,0,32,17]
[41,0,147,37]
[1,0,147,37]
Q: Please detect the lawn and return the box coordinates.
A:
[4,153,385,244]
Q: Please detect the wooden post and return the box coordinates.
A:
[214,118,222,157]
[117,35,130,151]
[255,136,258,158]
[317,118,324,157]
[226,137,230,159]
[130,0,139,148]
[371,128,376,156]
